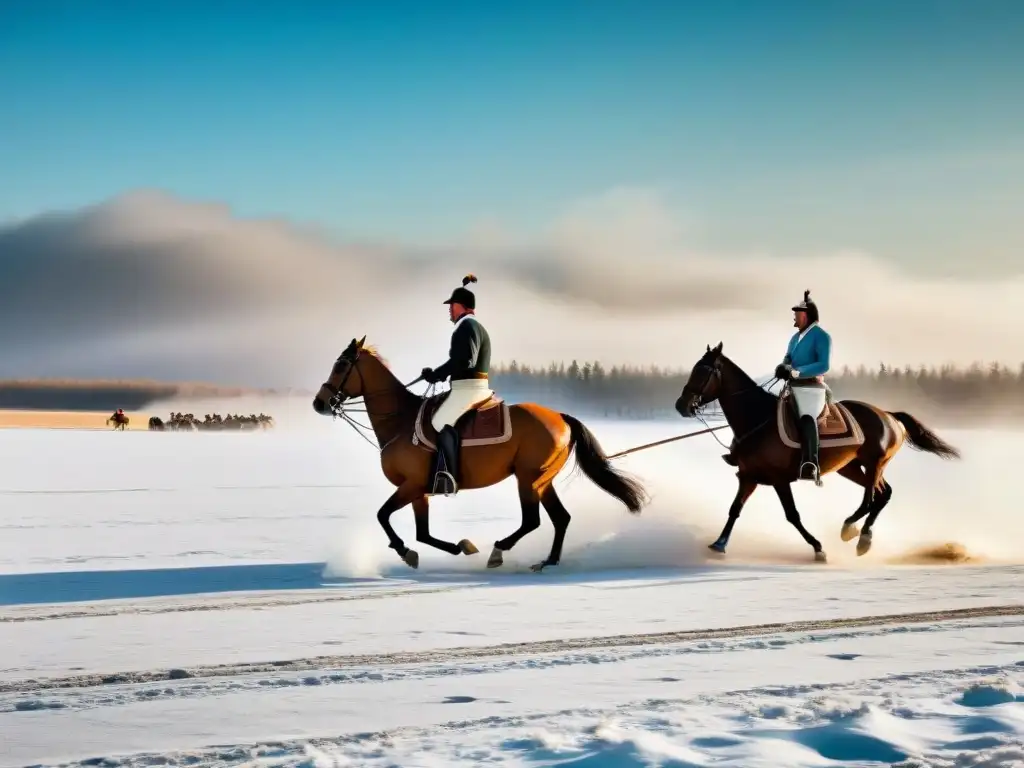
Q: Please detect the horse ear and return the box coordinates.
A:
[714,341,723,352]
[357,335,366,348]
[706,344,711,352]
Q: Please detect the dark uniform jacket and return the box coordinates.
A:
[432,315,491,381]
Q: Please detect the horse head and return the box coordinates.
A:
[312,335,367,416]
[676,342,725,418]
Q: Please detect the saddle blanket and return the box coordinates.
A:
[777,395,865,449]
[413,394,512,451]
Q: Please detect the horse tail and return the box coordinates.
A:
[560,414,649,514]
[889,411,961,459]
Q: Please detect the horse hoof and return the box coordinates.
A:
[530,562,547,572]
[814,550,828,563]
[458,539,479,556]
[403,549,420,569]
[487,546,504,569]
[856,533,873,557]
[708,542,727,555]
[840,524,859,543]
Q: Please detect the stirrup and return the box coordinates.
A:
[799,461,823,487]
[431,469,457,497]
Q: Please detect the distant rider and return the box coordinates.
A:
[420,274,493,495]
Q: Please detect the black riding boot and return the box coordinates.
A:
[797,415,820,483]
[432,425,461,496]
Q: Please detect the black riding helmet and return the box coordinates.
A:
[791,289,820,324]
[443,274,478,309]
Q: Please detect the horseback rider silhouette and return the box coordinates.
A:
[420,274,493,496]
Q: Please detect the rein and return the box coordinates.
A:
[605,424,731,460]
[323,356,431,451]
[686,363,783,451]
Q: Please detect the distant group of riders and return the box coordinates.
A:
[146,412,275,431]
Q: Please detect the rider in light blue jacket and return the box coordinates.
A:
[775,290,831,483]
[781,312,831,380]
[722,290,831,485]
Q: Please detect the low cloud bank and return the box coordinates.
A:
[1,188,1021,388]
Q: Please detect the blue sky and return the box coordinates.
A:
[2,0,1022,268]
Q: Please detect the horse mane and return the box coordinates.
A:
[360,344,425,407]
[719,353,778,409]
[362,344,390,369]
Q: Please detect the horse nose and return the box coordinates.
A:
[674,395,690,418]
[312,397,326,415]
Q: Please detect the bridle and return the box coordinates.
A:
[316,347,434,450]
[317,349,363,414]
[682,360,722,413]
[682,357,782,450]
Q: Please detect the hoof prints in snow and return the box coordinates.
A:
[4,615,1022,714]
[751,720,908,764]
[958,684,1021,708]
[44,665,1024,768]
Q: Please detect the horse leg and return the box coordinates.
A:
[836,462,875,543]
[857,477,893,557]
[376,484,420,569]
[487,477,541,569]
[837,453,892,557]
[412,495,479,558]
[530,484,572,572]
[773,482,827,562]
[709,476,757,554]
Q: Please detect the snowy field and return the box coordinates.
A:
[1,405,1022,767]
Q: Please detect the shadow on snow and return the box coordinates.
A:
[0,559,823,607]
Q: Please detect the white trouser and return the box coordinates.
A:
[431,378,493,431]
[790,384,827,420]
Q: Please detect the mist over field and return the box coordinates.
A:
[2,189,1024,394]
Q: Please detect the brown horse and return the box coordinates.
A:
[106,412,129,431]
[675,343,960,561]
[312,337,649,571]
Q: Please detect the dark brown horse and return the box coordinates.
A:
[676,343,960,561]
[312,337,649,571]
[106,411,129,431]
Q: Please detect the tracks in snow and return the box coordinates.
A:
[4,603,1021,695]
[0,584,461,624]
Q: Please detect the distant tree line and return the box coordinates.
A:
[488,360,1024,424]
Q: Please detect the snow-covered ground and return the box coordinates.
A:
[1,408,1021,767]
